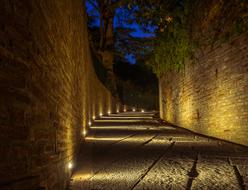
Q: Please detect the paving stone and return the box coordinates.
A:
[237,165,248,185]
[70,112,248,190]
[86,142,171,190]
[230,157,248,166]
[90,133,157,172]
[133,156,193,190]
[192,158,240,190]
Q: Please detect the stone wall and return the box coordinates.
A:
[0,0,120,189]
[160,32,248,146]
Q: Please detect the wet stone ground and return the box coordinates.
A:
[70,112,248,190]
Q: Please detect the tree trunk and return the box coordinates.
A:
[97,1,118,96]
[102,17,118,96]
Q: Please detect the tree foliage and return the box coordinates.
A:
[87,0,248,78]
[115,27,154,62]
[145,0,192,76]
[139,0,248,77]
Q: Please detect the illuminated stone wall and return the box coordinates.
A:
[160,32,248,146]
[0,0,119,189]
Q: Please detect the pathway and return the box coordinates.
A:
[70,111,248,190]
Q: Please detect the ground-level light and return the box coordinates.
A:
[68,162,73,169]
[132,108,136,112]
[82,130,87,136]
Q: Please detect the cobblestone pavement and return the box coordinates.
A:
[70,112,248,190]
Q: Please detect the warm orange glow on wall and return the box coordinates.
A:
[82,129,87,137]
[159,33,248,146]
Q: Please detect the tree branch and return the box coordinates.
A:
[88,0,100,11]
[109,0,130,11]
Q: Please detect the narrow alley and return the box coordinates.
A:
[1,1,248,189]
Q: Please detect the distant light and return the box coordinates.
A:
[100,113,103,116]
[88,121,92,126]
[117,110,119,113]
[141,109,144,113]
[108,111,111,114]
[132,108,136,112]
[124,109,126,112]
[68,162,73,169]
[92,116,96,120]
[83,130,87,136]
[166,16,173,23]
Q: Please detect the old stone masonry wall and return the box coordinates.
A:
[0,0,119,189]
[159,32,248,146]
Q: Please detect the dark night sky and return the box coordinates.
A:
[85,0,156,64]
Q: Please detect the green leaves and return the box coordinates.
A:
[147,0,192,77]
[146,0,248,77]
